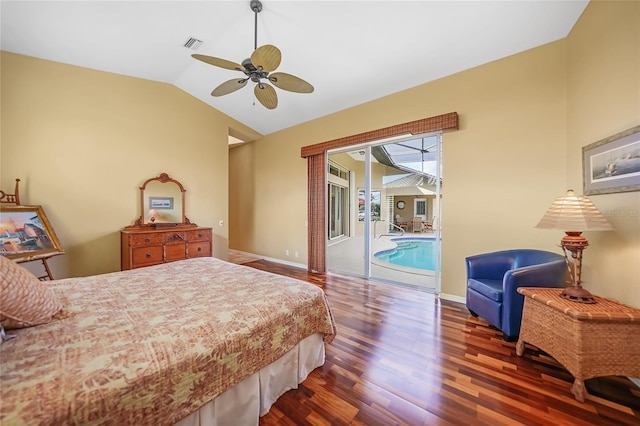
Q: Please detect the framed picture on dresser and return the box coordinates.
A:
[0,205,65,261]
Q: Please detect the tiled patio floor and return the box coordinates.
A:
[327,232,438,291]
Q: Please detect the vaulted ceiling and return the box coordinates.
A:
[1,1,589,136]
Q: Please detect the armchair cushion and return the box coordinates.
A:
[467,278,503,302]
[465,249,565,340]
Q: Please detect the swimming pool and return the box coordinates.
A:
[374,238,436,271]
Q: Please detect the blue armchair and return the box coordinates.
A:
[465,249,566,341]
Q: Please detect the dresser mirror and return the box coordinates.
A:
[134,173,190,227]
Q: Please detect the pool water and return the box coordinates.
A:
[374,238,436,271]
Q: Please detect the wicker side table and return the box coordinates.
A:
[515,287,640,402]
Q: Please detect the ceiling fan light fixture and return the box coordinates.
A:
[192,0,314,109]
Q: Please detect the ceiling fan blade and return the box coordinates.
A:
[268,72,314,93]
[192,54,243,71]
[251,44,281,72]
[254,83,278,109]
[211,79,248,97]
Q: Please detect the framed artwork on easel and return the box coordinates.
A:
[0,205,65,262]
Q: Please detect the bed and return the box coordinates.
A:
[0,256,336,425]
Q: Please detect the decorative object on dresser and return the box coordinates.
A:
[516,287,640,403]
[135,172,188,227]
[148,208,159,224]
[535,189,614,303]
[0,179,64,281]
[121,173,212,270]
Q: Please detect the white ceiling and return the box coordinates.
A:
[1,1,589,136]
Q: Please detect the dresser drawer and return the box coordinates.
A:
[132,246,163,266]
[129,233,163,246]
[188,241,211,258]
[185,229,211,242]
[165,243,187,262]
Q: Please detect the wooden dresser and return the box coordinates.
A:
[121,226,212,270]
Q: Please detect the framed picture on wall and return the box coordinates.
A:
[582,125,640,195]
[0,205,65,261]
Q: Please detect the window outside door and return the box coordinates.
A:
[414,198,427,220]
[328,162,350,240]
[328,183,348,239]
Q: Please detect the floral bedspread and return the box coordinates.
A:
[0,257,336,425]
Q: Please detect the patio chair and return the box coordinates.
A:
[423,216,435,232]
[395,215,408,231]
[411,217,424,232]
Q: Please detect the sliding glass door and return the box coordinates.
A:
[326,132,442,293]
[326,153,365,276]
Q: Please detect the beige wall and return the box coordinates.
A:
[230,1,639,306]
[1,52,258,278]
[565,0,640,304]
[231,40,568,299]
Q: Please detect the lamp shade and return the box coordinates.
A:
[535,190,613,231]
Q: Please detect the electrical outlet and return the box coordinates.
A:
[285,250,289,256]
[218,220,224,227]
[294,251,299,257]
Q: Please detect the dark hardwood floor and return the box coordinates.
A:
[243,260,640,426]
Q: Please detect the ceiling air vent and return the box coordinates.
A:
[183,37,203,50]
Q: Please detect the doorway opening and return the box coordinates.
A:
[326,132,442,292]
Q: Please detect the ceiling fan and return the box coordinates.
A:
[192,0,314,110]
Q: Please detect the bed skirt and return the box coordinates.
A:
[174,333,325,426]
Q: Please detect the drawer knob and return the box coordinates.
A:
[197,233,202,238]
[145,253,151,258]
[197,247,202,252]
[145,237,151,242]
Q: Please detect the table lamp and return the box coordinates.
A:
[535,190,613,303]
[148,209,159,223]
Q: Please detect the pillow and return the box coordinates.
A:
[0,255,62,330]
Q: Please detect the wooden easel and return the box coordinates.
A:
[0,179,21,205]
[0,179,61,281]
[22,254,56,281]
